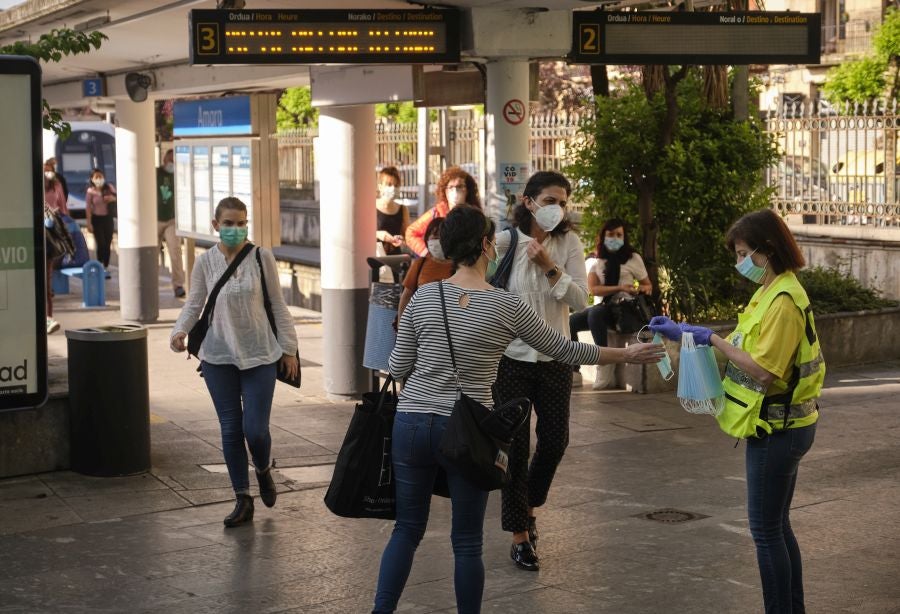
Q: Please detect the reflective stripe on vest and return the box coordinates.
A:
[717,272,826,439]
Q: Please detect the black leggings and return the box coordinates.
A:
[91,214,114,268]
[496,356,573,534]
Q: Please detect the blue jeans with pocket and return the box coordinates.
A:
[201,361,277,494]
[373,410,490,614]
[746,422,817,614]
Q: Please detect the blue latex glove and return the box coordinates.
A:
[679,323,714,346]
[649,316,681,342]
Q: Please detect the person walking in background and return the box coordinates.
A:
[569,218,653,389]
[170,197,299,528]
[157,149,186,298]
[43,167,71,335]
[376,166,410,256]
[650,208,825,614]
[491,170,589,572]
[405,166,481,257]
[373,205,664,613]
[44,162,68,216]
[45,157,68,202]
[84,168,116,268]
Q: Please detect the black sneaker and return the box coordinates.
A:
[510,541,540,571]
[256,462,277,508]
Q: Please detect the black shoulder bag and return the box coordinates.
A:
[488,228,518,290]
[187,243,254,359]
[436,281,531,491]
[256,248,302,388]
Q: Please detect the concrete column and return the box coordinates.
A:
[115,99,158,322]
[485,59,530,222]
[317,105,375,399]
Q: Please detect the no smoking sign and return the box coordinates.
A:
[502,99,525,125]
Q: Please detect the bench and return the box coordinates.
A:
[576,328,679,394]
[50,261,108,307]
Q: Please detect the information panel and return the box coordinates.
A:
[0,57,47,411]
[189,9,460,65]
[570,12,821,65]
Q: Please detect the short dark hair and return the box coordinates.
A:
[440,205,494,267]
[726,208,805,274]
[596,218,636,260]
[512,170,573,237]
[424,215,444,240]
[378,165,402,186]
[215,197,248,221]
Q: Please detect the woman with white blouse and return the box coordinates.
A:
[170,197,299,528]
[492,170,589,572]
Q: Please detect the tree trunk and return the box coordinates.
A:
[590,65,610,97]
[702,66,729,111]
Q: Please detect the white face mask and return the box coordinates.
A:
[164,163,175,174]
[530,200,564,232]
[92,178,105,188]
[379,185,398,201]
[426,238,444,260]
[44,171,55,180]
[446,187,467,206]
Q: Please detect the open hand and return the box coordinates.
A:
[623,341,667,364]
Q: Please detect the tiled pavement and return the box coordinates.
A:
[1,267,898,613]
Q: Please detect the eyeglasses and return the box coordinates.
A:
[447,183,467,191]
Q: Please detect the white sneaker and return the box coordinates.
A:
[572,371,583,387]
[47,317,60,334]
[592,364,616,390]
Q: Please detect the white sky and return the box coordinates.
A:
[0,1,24,9]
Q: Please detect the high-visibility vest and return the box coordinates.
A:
[717,272,826,439]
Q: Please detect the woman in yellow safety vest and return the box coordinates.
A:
[650,208,825,614]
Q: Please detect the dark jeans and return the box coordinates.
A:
[91,214,114,268]
[746,422,817,614]
[200,361,277,494]
[569,303,616,371]
[373,411,489,614]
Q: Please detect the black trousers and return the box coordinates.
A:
[92,214,114,268]
[496,356,572,534]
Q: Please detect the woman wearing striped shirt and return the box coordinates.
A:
[372,206,664,614]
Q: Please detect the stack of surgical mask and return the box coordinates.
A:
[676,332,725,416]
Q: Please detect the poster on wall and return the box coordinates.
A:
[0,57,47,411]
[174,146,193,235]
[498,162,529,220]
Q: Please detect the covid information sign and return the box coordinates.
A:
[0,57,47,411]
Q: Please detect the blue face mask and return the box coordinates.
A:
[484,241,500,279]
[604,237,624,252]
[637,326,673,381]
[735,249,767,284]
[219,226,248,247]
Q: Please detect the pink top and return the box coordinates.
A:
[44,182,68,216]
[86,184,116,217]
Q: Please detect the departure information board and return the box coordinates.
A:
[570,12,821,65]
[189,9,460,65]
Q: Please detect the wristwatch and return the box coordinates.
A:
[545,265,560,279]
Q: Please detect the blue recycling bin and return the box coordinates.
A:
[81,259,105,307]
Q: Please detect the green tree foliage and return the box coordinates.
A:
[799,266,898,313]
[0,28,106,138]
[276,87,318,130]
[376,101,418,122]
[568,71,779,321]
[823,8,900,103]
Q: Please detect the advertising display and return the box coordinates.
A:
[0,57,47,410]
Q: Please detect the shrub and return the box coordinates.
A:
[799,266,898,314]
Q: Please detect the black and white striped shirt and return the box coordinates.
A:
[390,281,602,416]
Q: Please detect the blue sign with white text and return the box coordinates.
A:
[82,78,105,97]
[173,96,252,137]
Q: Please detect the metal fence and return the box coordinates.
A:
[821,21,873,55]
[765,100,900,228]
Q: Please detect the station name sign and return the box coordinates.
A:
[570,11,821,65]
[189,9,460,65]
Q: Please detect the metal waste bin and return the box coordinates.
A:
[65,324,150,476]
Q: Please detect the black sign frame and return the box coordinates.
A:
[189,9,461,65]
[0,56,48,412]
[570,11,821,65]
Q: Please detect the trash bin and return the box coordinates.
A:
[65,324,150,476]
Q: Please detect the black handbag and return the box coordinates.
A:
[610,293,656,334]
[488,228,518,290]
[187,243,254,359]
[436,281,531,492]
[256,248,301,388]
[324,375,398,519]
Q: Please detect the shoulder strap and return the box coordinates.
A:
[256,247,278,336]
[489,228,518,289]
[437,281,462,394]
[200,242,254,327]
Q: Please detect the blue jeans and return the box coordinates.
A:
[373,411,490,614]
[201,361,277,494]
[746,422,817,614]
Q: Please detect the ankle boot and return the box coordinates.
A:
[256,463,277,508]
[223,494,254,528]
[527,516,539,551]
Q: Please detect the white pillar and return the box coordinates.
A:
[317,105,375,399]
[485,59,530,223]
[115,99,159,322]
